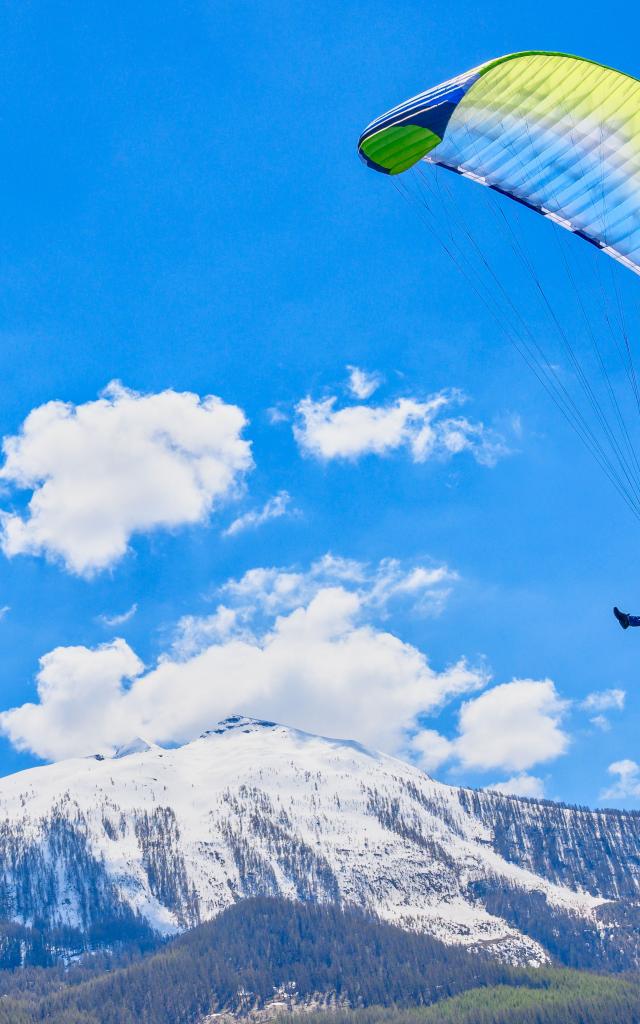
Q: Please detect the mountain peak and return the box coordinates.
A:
[113,736,157,759]
[200,715,278,738]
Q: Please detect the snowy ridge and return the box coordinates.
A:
[0,715,639,966]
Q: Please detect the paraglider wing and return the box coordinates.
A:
[358,51,640,275]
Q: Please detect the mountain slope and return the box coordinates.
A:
[2,899,637,1024]
[0,715,639,967]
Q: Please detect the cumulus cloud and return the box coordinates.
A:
[410,679,570,776]
[223,490,295,537]
[453,680,569,772]
[0,639,144,761]
[293,389,508,466]
[97,603,138,627]
[487,774,545,799]
[0,382,253,576]
[408,729,454,773]
[0,555,482,761]
[601,760,640,801]
[0,548,571,774]
[347,365,382,400]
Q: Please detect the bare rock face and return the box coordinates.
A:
[1,714,639,968]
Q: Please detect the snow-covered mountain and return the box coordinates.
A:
[1,715,639,968]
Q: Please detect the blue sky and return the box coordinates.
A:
[0,0,638,805]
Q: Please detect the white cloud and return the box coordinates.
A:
[580,690,625,733]
[590,715,611,732]
[0,557,482,761]
[601,760,640,801]
[266,405,289,425]
[367,562,458,615]
[220,554,457,619]
[454,680,569,772]
[0,606,9,621]
[410,679,569,776]
[222,566,314,615]
[97,603,138,627]
[293,389,508,466]
[0,382,253,577]
[346,366,382,400]
[0,639,144,761]
[223,490,295,537]
[172,605,240,659]
[487,774,545,799]
[409,729,454,773]
[581,688,626,712]
[0,554,570,775]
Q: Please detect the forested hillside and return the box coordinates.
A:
[0,899,513,1023]
[0,899,638,1024]
[297,973,640,1024]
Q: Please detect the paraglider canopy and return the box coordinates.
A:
[358,51,640,275]
[358,51,640,523]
